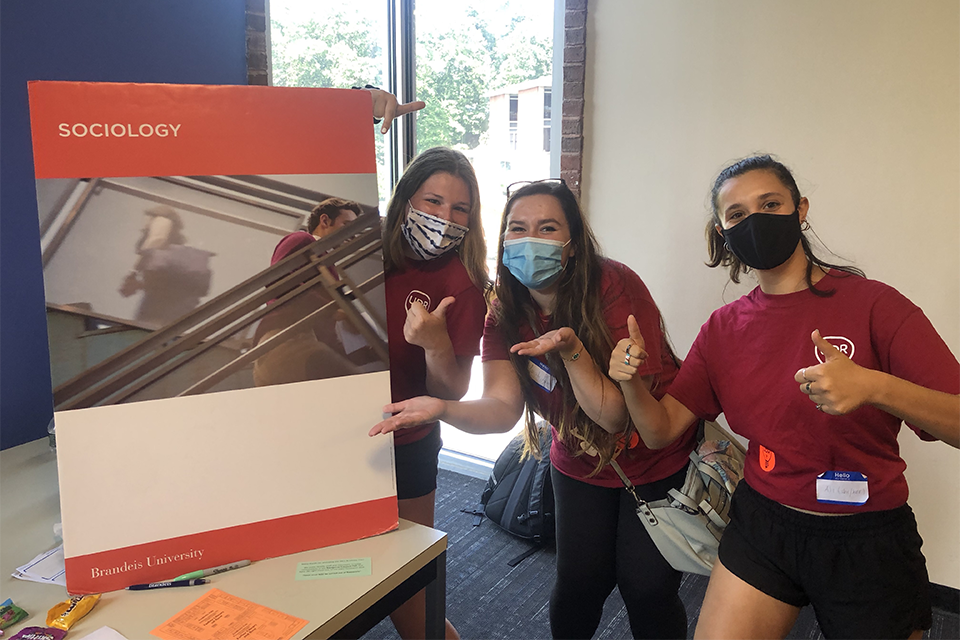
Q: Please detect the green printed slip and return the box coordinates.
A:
[296,557,372,580]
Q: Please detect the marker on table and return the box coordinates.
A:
[127,578,208,591]
[174,559,251,581]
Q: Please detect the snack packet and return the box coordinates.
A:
[9,627,66,640]
[0,600,28,630]
[46,593,101,630]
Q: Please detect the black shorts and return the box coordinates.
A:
[718,480,931,639]
[394,425,442,500]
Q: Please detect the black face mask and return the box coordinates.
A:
[722,209,802,270]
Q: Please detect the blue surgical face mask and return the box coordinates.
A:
[501,237,570,290]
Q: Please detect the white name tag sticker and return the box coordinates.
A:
[528,358,556,393]
[816,471,869,505]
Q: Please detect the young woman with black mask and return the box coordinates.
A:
[609,155,960,640]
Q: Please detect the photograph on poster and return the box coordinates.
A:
[39,172,387,410]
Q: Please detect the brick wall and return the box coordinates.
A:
[560,0,587,196]
[246,0,268,86]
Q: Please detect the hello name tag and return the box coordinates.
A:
[816,471,869,505]
[528,358,556,393]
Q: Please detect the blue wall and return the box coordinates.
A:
[0,0,249,449]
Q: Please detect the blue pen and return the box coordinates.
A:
[127,578,207,591]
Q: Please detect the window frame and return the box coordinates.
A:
[255,0,583,193]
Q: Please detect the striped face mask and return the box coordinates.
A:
[401,201,469,260]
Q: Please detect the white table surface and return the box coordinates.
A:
[0,437,445,639]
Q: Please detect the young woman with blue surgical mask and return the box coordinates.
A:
[609,155,959,640]
[372,179,695,640]
[381,146,490,640]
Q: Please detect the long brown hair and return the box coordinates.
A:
[382,147,490,295]
[493,180,623,474]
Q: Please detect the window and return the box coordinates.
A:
[270,1,391,205]
[270,0,559,463]
[509,94,519,151]
[543,87,552,152]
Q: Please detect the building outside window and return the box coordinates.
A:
[508,94,519,151]
[543,87,552,152]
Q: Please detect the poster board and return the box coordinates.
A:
[28,81,397,594]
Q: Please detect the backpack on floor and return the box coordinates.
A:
[479,427,555,544]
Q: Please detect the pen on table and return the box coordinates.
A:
[174,559,251,581]
[127,578,208,591]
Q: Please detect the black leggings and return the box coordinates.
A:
[550,464,688,640]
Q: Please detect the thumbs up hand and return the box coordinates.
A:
[794,329,872,415]
[609,315,649,382]
[404,296,455,351]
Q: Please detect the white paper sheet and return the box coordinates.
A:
[13,544,67,586]
[76,626,130,640]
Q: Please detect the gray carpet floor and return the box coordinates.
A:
[362,469,960,640]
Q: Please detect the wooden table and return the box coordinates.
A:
[0,438,446,639]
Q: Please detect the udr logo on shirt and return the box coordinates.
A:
[405,290,431,312]
[814,335,855,362]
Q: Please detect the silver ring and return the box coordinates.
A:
[801,368,810,381]
[623,354,631,366]
[805,382,812,393]
[816,404,823,412]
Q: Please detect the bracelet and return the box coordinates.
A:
[560,347,582,362]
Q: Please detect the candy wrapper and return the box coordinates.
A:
[46,593,101,630]
[0,600,28,630]
[9,628,67,640]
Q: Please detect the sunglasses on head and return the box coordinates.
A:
[505,178,567,199]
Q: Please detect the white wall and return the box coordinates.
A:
[582,0,959,588]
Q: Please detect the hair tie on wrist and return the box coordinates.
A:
[352,84,383,124]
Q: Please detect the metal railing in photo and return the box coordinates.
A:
[40,174,382,269]
[52,209,387,411]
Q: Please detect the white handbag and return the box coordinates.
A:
[611,425,745,576]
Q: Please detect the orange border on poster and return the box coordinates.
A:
[27,81,377,178]
[64,497,397,594]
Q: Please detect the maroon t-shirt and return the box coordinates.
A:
[668,271,959,513]
[385,253,486,446]
[482,258,696,487]
[254,231,330,342]
[270,231,315,265]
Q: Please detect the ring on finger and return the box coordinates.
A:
[623,354,631,366]
[805,382,812,393]
[801,368,810,381]
[816,404,823,412]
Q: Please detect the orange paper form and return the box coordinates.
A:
[151,588,308,640]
